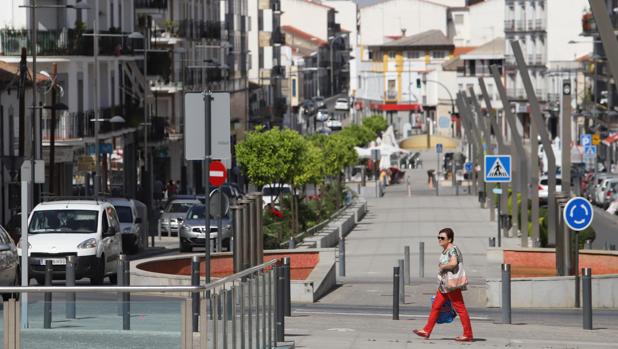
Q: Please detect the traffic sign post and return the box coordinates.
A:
[209,160,228,252]
[436,144,443,196]
[484,155,512,183]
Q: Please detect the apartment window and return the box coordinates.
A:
[389,51,396,59]
[455,14,464,25]
[368,51,374,60]
[407,51,421,59]
[432,51,446,59]
[292,78,297,97]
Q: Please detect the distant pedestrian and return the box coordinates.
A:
[166,180,177,198]
[413,228,473,342]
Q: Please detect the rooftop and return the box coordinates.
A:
[460,37,505,60]
[374,30,454,49]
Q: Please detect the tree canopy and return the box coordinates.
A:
[362,115,389,136]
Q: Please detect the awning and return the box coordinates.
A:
[603,132,618,145]
[368,103,423,112]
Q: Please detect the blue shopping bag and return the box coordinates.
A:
[431,295,457,324]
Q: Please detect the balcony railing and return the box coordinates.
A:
[535,19,546,31]
[177,20,221,41]
[42,106,145,141]
[515,20,525,31]
[0,28,140,56]
[505,20,515,32]
[135,0,168,9]
[535,54,545,65]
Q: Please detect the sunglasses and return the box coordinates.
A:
[437,236,447,241]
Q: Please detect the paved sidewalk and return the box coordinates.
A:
[286,150,618,348]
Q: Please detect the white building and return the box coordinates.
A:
[358,30,456,137]
[358,0,449,47]
[449,0,505,47]
[504,0,591,108]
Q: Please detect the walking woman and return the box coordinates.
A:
[413,228,473,341]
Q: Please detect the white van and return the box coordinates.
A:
[18,200,122,285]
[107,198,147,254]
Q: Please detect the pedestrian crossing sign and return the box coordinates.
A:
[484,155,511,183]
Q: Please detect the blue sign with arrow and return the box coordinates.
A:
[581,134,592,147]
[484,155,511,183]
[563,197,594,231]
[464,162,473,172]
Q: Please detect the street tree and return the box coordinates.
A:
[362,115,389,136]
[338,124,376,147]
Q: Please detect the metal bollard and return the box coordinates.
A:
[122,255,130,330]
[392,266,400,320]
[275,266,285,343]
[191,256,200,332]
[404,246,411,285]
[489,237,496,247]
[255,193,264,265]
[44,260,53,329]
[501,264,511,324]
[283,257,291,317]
[289,236,295,249]
[419,242,425,278]
[398,259,405,304]
[582,268,593,330]
[65,255,76,319]
[117,255,125,316]
[231,205,243,273]
[585,240,592,250]
[339,234,346,277]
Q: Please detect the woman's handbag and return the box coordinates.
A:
[431,295,457,324]
[444,261,468,292]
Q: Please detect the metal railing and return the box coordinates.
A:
[0,28,140,56]
[0,259,285,349]
[135,0,168,9]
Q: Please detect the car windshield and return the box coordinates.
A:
[540,178,562,185]
[115,206,133,223]
[262,186,291,197]
[167,202,195,213]
[185,205,218,220]
[29,210,99,234]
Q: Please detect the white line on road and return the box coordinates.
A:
[293,310,490,321]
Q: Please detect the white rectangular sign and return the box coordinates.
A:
[184,92,231,167]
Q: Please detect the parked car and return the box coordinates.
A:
[107,198,147,254]
[598,178,618,208]
[585,173,609,202]
[325,119,343,131]
[316,127,332,135]
[0,224,19,300]
[159,198,203,236]
[312,96,325,108]
[262,184,293,208]
[538,176,563,202]
[4,213,22,243]
[593,176,618,206]
[179,205,232,252]
[19,200,122,285]
[602,181,618,209]
[302,99,316,115]
[334,98,349,111]
[316,108,330,122]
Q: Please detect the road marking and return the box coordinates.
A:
[293,310,490,321]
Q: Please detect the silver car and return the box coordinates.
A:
[0,224,19,299]
[179,205,232,253]
[159,199,202,236]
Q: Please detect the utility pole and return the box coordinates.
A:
[93,0,101,197]
[49,63,58,194]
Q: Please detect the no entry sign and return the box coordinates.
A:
[209,160,227,187]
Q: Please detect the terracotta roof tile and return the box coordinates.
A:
[281,25,327,46]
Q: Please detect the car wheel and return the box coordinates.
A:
[35,277,45,286]
[179,240,192,253]
[90,256,105,285]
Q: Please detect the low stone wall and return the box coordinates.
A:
[131,249,337,303]
[299,198,367,249]
[486,247,618,308]
[486,274,618,308]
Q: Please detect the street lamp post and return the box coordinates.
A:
[18,0,88,329]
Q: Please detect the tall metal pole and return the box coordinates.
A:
[491,65,528,239]
[479,78,510,233]
[93,0,101,198]
[562,80,572,195]
[512,41,557,247]
[330,39,334,97]
[143,21,151,232]
[204,91,212,285]
[468,88,495,221]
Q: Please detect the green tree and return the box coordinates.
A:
[235,126,307,189]
[338,124,375,147]
[362,115,389,136]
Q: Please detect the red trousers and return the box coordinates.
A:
[423,289,473,338]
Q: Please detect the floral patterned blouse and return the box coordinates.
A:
[438,245,465,293]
